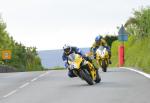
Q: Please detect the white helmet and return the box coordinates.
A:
[63,44,71,54]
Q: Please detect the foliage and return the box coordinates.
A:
[111,7,150,73]
[104,35,118,47]
[50,66,65,70]
[125,7,150,38]
[0,17,43,71]
[111,36,150,73]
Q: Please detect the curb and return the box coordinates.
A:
[120,67,150,79]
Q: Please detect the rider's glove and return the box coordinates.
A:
[65,63,69,68]
[85,56,92,63]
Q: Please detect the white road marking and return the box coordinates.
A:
[19,82,30,89]
[3,90,18,98]
[2,71,51,98]
[120,67,150,79]
[38,74,45,78]
[38,71,50,78]
[31,77,38,82]
[45,71,50,74]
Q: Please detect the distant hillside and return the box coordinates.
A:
[38,48,90,68]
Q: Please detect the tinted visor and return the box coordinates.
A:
[64,48,70,54]
[95,40,99,44]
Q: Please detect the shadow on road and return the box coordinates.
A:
[63,81,129,89]
[64,83,91,88]
[99,69,129,73]
[97,81,129,88]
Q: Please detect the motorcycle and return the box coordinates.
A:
[96,46,109,72]
[68,53,101,85]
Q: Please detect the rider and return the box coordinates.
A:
[62,44,95,78]
[90,35,112,64]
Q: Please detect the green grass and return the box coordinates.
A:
[111,36,150,73]
[49,66,65,70]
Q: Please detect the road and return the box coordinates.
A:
[0,68,150,103]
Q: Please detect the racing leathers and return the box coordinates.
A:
[90,38,111,63]
[62,46,93,77]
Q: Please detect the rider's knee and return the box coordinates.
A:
[68,70,77,78]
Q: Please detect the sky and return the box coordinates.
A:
[0,0,150,50]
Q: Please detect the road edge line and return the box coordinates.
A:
[120,67,150,79]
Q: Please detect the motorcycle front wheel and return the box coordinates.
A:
[94,70,101,83]
[79,69,94,85]
[101,60,107,72]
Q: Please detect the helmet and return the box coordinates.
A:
[95,35,102,42]
[63,44,71,54]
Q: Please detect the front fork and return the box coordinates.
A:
[97,58,109,67]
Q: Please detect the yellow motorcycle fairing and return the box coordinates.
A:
[96,48,109,68]
[68,54,83,69]
[68,53,96,81]
[87,62,96,80]
[96,51,109,60]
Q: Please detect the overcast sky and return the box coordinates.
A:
[0,0,150,50]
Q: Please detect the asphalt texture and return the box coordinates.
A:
[0,68,149,103]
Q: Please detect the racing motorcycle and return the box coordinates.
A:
[68,53,101,85]
[96,46,109,72]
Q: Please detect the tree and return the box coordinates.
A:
[125,7,150,38]
[0,16,43,71]
[104,35,118,47]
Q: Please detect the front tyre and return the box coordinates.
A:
[94,70,101,83]
[79,69,94,85]
[102,60,107,72]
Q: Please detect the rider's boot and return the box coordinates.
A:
[109,59,112,64]
[108,52,112,64]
